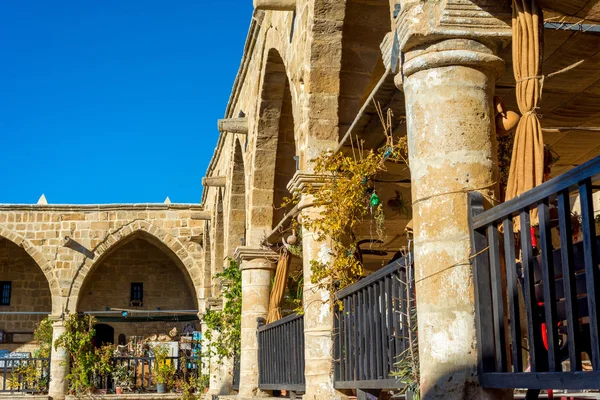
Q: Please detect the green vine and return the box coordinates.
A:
[204,258,242,361]
[54,314,99,395]
[33,317,53,359]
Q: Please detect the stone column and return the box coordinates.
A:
[48,316,69,400]
[396,3,511,399]
[234,247,277,398]
[288,172,339,400]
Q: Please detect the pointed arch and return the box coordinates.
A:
[0,225,60,300]
[224,137,247,257]
[247,48,299,245]
[68,220,201,311]
[210,189,225,298]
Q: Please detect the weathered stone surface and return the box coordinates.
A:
[400,36,511,400]
[254,0,296,11]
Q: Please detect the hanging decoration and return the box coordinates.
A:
[505,0,545,227]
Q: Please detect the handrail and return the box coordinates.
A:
[258,313,302,332]
[472,156,600,229]
[335,254,410,299]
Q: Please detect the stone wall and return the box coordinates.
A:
[0,204,206,315]
[0,238,52,352]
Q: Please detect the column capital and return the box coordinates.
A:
[286,171,325,193]
[392,1,512,82]
[234,246,278,267]
[48,314,64,324]
[396,1,512,52]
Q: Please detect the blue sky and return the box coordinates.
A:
[0,1,253,204]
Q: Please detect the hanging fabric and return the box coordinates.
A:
[266,251,292,324]
[505,0,545,228]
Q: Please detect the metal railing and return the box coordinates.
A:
[94,355,198,392]
[469,155,600,393]
[0,357,50,393]
[334,255,413,391]
[232,355,240,391]
[258,313,305,392]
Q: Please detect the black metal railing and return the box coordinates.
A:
[334,255,413,390]
[0,357,50,393]
[258,313,305,392]
[94,355,198,392]
[469,155,600,393]
[232,355,240,391]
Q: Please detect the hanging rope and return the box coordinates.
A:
[505,0,545,229]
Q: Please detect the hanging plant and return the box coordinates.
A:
[285,106,409,296]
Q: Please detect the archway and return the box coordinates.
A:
[224,138,247,256]
[210,190,225,298]
[68,220,201,311]
[338,0,391,139]
[0,236,52,352]
[76,234,198,341]
[248,48,299,242]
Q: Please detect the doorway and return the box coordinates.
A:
[94,324,115,348]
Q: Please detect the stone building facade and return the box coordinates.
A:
[3,0,600,399]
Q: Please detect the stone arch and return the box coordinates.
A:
[247,48,299,245]
[0,225,60,301]
[210,190,225,298]
[338,0,391,138]
[68,220,200,311]
[224,137,247,257]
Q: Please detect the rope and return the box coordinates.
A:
[515,59,586,102]
[415,246,490,284]
[411,182,499,207]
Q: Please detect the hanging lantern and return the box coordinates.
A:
[370,192,381,207]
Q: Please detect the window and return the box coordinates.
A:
[130,283,143,306]
[0,282,11,306]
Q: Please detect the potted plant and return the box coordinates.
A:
[112,363,132,394]
[152,344,175,393]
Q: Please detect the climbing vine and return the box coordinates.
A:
[54,314,99,395]
[288,107,409,295]
[203,258,242,361]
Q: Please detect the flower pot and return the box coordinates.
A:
[115,387,123,395]
[157,383,167,393]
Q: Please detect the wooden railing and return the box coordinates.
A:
[0,357,50,393]
[334,255,413,391]
[469,155,600,394]
[258,313,305,393]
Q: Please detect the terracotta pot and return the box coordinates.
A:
[496,111,521,134]
[115,387,123,395]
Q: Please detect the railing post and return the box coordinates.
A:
[468,192,496,376]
